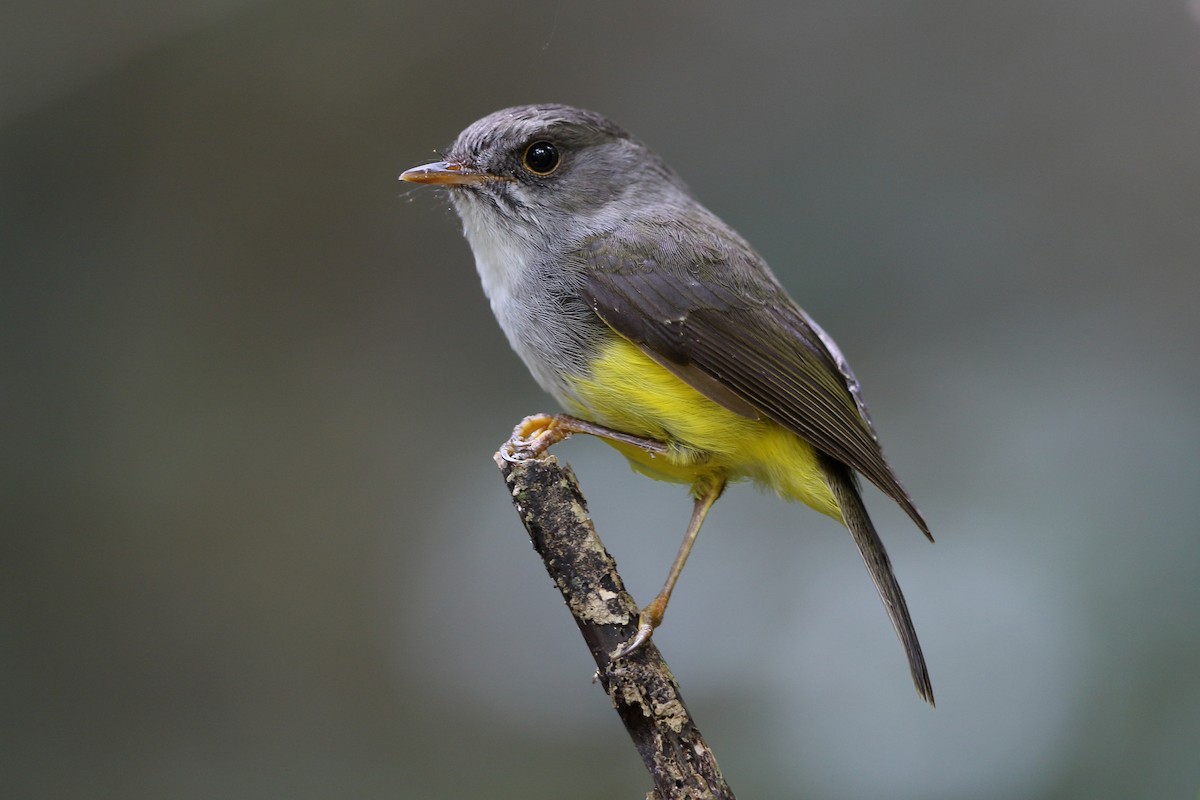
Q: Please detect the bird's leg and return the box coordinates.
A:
[613,476,727,659]
[501,413,669,462]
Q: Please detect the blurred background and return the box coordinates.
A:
[4,2,1199,798]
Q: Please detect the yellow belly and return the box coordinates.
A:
[565,337,840,520]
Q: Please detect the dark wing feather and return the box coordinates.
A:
[577,233,931,539]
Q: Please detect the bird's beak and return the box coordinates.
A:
[399,160,492,185]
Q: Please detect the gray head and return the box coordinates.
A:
[401,104,692,254]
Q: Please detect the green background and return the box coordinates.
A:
[4,2,1199,797]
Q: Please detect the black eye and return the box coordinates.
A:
[522,141,560,175]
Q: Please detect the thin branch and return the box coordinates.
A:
[494,451,735,800]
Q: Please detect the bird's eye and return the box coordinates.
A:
[522,141,560,175]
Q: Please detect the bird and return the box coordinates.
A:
[401,104,934,705]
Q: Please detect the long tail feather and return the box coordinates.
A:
[819,454,935,706]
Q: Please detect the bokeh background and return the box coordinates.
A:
[5,2,1199,798]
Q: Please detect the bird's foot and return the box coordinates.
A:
[612,596,668,660]
[500,414,671,462]
[500,414,570,462]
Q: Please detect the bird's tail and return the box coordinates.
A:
[819,454,935,706]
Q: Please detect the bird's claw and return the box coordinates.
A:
[611,620,655,660]
[501,413,566,461]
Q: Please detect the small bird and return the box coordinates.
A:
[402,104,934,704]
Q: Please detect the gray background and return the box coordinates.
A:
[4,2,1199,798]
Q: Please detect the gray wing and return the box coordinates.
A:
[576,233,931,540]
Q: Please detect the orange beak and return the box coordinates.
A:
[399,160,493,186]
